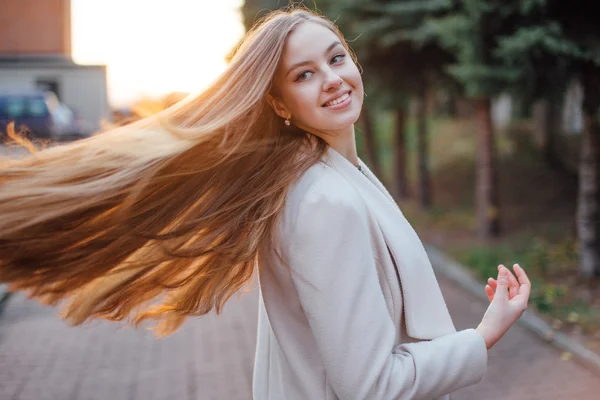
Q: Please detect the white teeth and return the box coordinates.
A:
[325,92,350,107]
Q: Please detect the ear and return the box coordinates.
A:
[267,93,291,120]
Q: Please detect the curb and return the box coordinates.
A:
[0,284,12,314]
[425,244,600,377]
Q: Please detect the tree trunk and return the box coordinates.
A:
[394,107,409,199]
[447,90,458,118]
[360,105,381,178]
[416,87,432,209]
[543,95,561,168]
[542,91,575,177]
[577,70,600,278]
[534,96,577,179]
[474,97,501,239]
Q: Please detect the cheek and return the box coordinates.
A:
[346,63,363,93]
[284,85,321,116]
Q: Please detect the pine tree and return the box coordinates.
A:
[494,1,571,172]
[407,0,532,239]
[496,0,600,277]
[240,0,304,31]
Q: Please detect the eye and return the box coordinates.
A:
[295,70,313,82]
[331,54,346,64]
[294,53,346,82]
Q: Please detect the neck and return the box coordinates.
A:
[320,124,359,165]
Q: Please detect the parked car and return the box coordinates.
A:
[0,91,90,141]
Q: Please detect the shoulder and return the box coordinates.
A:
[288,160,362,211]
[280,161,366,240]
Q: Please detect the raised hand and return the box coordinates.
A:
[484,264,522,302]
[476,264,531,350]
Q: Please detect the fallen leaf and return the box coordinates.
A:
[552,319,563,329]
[561,352,573,361]
[567,312,579,323]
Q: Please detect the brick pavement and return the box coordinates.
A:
[0,289,258,400]
[1,273,600,399]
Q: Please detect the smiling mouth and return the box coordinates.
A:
[322,91,352,107]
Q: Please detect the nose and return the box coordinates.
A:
[322,68,343,91]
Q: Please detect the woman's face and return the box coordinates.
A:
[270,22,364,136]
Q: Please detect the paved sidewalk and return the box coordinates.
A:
[0,289,258,400]
[438,276,600,400]
[1,274,600,400]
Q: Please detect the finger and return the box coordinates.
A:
[484,285,494,302]
[488,278,498,295]
[513,264,531,300]
[506,265,520,298]
[491,276,518,300]
[495,267,510,301]
[497,265,519,299]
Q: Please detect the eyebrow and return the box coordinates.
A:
[285,40,344,77]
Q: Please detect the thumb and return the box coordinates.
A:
[495,267,509,301]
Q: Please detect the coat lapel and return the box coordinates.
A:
[323,147,456,340]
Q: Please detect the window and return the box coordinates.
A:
[36,79,61,100]
[0,96,50,119]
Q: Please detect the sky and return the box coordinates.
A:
[71,0,246,107]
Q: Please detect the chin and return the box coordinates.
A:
[323,111,361,130]
[301,105,362,133]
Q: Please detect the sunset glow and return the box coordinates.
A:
[71,0,246,107]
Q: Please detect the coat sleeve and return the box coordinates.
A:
[284,180,488,400]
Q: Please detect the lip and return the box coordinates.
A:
[322,91,352,110]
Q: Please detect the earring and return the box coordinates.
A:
[284,118,291,126]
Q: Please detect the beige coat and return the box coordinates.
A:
[253,147,487,399]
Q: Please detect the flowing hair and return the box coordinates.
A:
[0,7,355,336]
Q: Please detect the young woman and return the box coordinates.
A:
[0,7,530,400]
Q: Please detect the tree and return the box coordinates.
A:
[241,0,304,31]
[357,102,384,178]
[492,1,572,173]
[408,0,533,239]
[550,0,600,278]
[496,0,600,277]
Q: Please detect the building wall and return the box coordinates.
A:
[0,0,71,56]
[0,66,109,130]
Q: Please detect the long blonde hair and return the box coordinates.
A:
[0,7,353,336]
